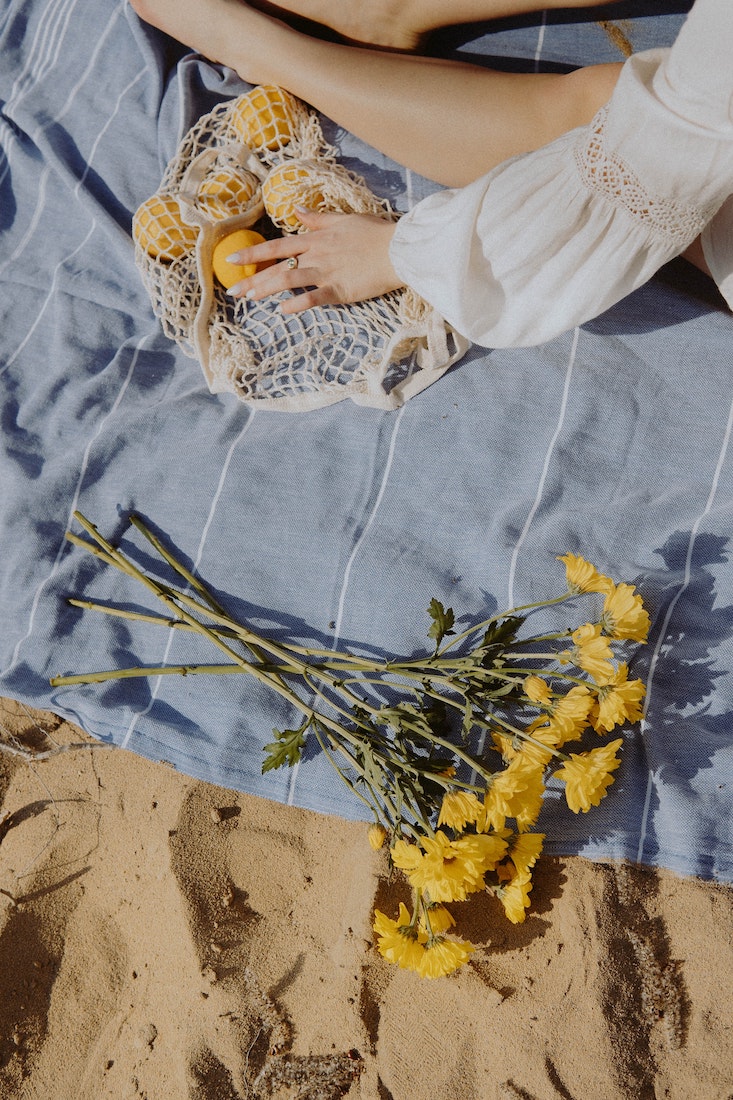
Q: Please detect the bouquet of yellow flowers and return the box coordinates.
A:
[53,515,649,979]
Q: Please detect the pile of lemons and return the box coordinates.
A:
[133,85,326,291]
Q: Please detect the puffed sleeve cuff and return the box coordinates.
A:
[388,117,704,348]
[389,17,733,349]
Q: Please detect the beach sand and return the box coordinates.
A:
[1,698,732,1100]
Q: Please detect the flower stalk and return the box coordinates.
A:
[52,513,649,979]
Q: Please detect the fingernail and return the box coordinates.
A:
[226,253,242,263]
[227,280,246,296]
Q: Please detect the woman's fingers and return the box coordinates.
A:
[224,212,402,307]
[226,236,303,271]
[229,258,317,300]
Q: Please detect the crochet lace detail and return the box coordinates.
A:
[574,107,714,247]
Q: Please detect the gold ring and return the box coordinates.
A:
[286,256,298,270]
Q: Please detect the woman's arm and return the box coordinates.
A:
[130,0,620,187]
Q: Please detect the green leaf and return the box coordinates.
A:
[427,598,455,649]
[262,716,311,773]
[479,615,525,661]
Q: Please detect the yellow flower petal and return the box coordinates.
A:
[497,871,533,923]
[482,758,545,832]
[591,663,645,732]
[417,936,475,979]
[421,903,456,936]
[600,582,650,643]
[524,675,552,704]
[368,823,387,850]
[391,838,422,874]
[547,685,595,744]
[437,790,483,832]
[507,832,545,877]
[553,738,623,813]
[403,831,508,903]
[560,622,615,682]
[373,903,426,971]
[557,553,614,595]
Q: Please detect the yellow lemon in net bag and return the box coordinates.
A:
[212,228,267,289]
[133,193,199,262]
[197,168,259,221]
[262,161,325,231]
[229,85,298,151]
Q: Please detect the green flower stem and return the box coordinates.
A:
[62,531,497,791]
[410,890,424,933]
[508,651,571,661]
[65,532,137,576]
[65,597,245,638]
[437,591,575,655]
[302,674,470,800]
[51,663,246,686]
[69,515,329,724]
[61,513,590,811]
[515,631,573,644]
[312,721,425,839]
[261,641,373,665]
[309,721,389,825]
[383,716,498,783]
[500,665,598,689]
[128,513,227,616]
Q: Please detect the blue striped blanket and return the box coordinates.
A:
[3,0,732,881]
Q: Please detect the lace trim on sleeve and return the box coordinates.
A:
[574,107,715,248]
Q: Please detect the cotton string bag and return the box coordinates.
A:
[132,85,468,412]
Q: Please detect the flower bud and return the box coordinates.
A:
[367,823,387,850]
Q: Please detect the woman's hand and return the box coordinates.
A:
[226,208,405,313]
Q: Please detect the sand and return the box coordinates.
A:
[1,697,732,1100]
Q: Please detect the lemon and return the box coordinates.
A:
[197,168,259,221]
[133,193,198,262]
[212,228,267,288]
[228,85,298,151]
[262,161,324,230]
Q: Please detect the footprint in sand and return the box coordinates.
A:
[168,782,363,1099]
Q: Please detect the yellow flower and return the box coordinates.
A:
[491,729,519,761]
[482,758,545,832]
[437,790,483,832]
[557,553,614,595]
[560,623,615,682]
[515,723,556,768]
[529,684,595,748]
[417,936,475,979]
[394,831,508,902]
[513,766,546,832]
[600,582,650,643]
[591,663,645,732]
[524,675,551,704]
[507,832,545,877]
[373,903,426,971]
[497,871,533,923]
[373,905,474,978]
[421,903,456,935]
[391,837,421,870]
[368,823,387,850]
[553,738,623,813]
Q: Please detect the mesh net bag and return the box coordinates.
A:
[133,85,468,412]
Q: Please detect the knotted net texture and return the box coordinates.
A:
[133,86,467,411]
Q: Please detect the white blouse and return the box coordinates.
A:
[389,0,733,348]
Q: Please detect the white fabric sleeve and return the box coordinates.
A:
[701,195,733,308]
[388,0,733,348]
